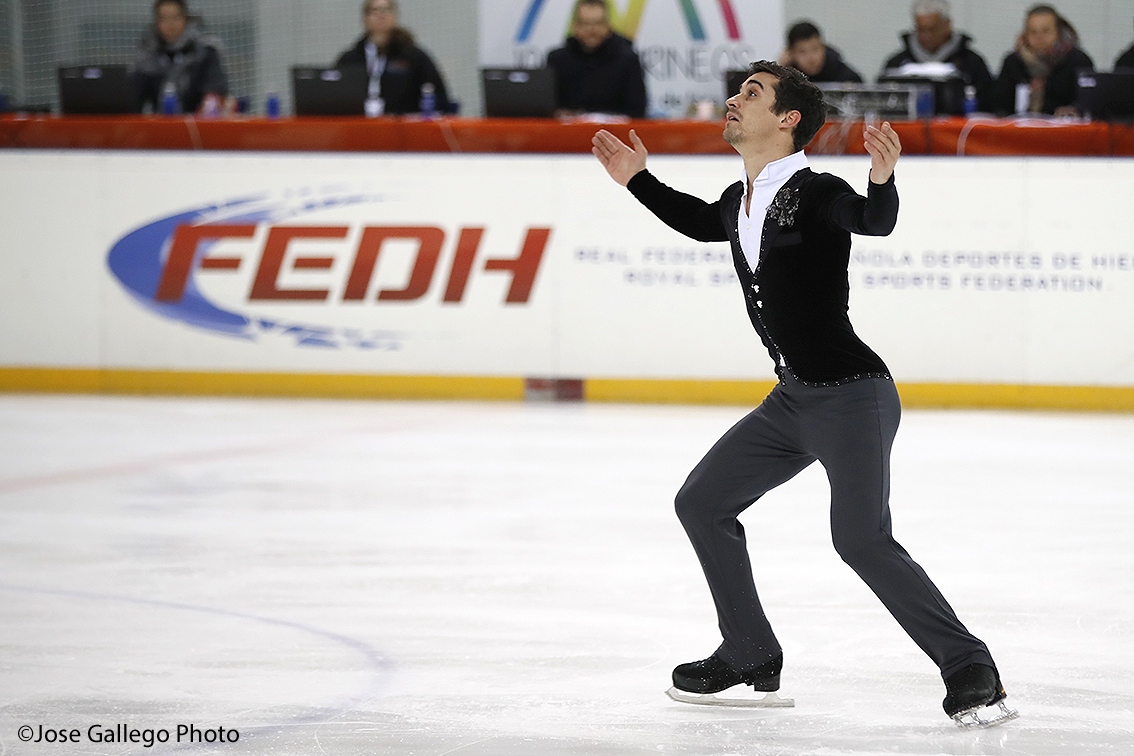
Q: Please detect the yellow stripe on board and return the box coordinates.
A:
[2,368,1133,412]
[0,368,524,401]
[586,378,777,406]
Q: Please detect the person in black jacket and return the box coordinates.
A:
[133,0,228,114]
[1113,20,1134,70]
[880,0,994,113]
[590,61,1014,727]
[335,0,451,115]
[780,21,863,84]
[994,4,1093,116]
[546,0,647,118]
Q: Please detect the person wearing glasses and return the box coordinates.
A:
[335,0,452,115]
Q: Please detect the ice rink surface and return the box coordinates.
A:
[1,394,1132,755]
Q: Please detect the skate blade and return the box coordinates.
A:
[666,686,795,708]
[952,700,1019,729]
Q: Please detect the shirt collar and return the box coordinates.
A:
[742,150,810,192]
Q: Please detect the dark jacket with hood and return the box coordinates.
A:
[546,32,647,118]
[335,29,451,115]
[807,46,864,84]
[882,32,995,112]
[134,20,228,113]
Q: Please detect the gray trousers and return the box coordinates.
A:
[675,373,995,680]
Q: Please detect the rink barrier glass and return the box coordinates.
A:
[2,368,1134,411]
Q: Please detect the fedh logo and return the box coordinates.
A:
[106,189,550,349]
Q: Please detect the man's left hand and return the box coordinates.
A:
[865,122,901,184]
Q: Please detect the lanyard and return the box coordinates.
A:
[364,42,387,98]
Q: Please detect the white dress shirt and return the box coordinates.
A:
[737,150,810,272]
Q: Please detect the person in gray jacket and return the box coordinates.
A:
[134,0,228,114]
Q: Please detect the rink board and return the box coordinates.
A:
[1,150,1133,407]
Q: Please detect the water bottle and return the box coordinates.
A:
[962,85,977,116]
[419,82,436,119]
[265,92,280,119]
[1014,83,1031,115]
[160,81,180,115]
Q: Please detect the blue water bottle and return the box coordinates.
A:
[160,81,180,115]
[419,83,436,119]
[265,92,280,119]
[963,85,977,116]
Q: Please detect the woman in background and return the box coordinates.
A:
[994,4,1093,116]
[335,0,451,115]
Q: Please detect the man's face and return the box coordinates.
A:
[1025,11,1059,57]
[573,4,612,51]
[788,36,826,78]
[155,2,188,45]
[364,0,399,40]
[914,12,952,54]
[724,72,792,149]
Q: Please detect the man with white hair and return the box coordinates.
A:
[881,0,994,112]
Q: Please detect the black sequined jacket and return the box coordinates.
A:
[627,167,898,386]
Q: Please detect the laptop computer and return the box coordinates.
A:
[481,68,556,118]
[58,65,138,114]
[879,63,966,115]
[1077,72,1134,121]
[291,66,369,116]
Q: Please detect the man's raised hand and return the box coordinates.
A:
[592,129,648,187]
[864,122,901,184]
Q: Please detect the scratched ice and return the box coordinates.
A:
[1,395,1132,755]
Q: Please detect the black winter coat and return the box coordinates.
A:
[993,47,1094,115]
[882,33,995,112]
[807,47,863,84]
[335,32,451,115]
[546,33,647,118]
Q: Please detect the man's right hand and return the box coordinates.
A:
[592,129,648,187]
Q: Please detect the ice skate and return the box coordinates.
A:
[943,663,1018,728]
[666,652,794,708]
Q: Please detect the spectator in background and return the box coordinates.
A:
[134,0,229,114]
[780,21,863,83]
[994,5,1093,116]
[881,0,994,112]
[335,0,451,115]
[547,0,647,118]
[1115,20,1134,69]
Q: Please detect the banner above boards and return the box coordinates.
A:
[1,150,1132,387]
[478,0,785,118]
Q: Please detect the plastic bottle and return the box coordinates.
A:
[160,81,180,115]
[963,85,977,116]
[265,92,280,119]
[1014,83,1031,115]
[419,82,436,119]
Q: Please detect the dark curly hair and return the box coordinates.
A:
[746,60,827,152]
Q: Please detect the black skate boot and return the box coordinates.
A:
[666,653,793,708]
[942,663,1018,728]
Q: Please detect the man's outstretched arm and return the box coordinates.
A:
[825,122,903,236]
[592,129,728,243]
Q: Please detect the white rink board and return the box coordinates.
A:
[1,150,1133,385]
